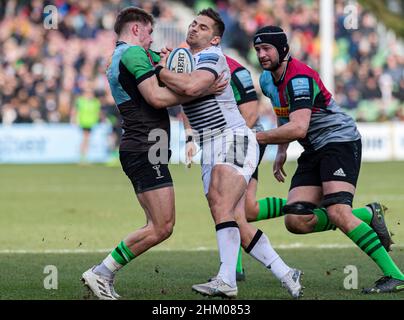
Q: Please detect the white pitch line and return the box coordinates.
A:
[0,243,403,254]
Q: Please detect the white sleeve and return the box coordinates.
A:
[195,51,224,79]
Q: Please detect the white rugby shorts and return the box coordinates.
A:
[200,127,259,195]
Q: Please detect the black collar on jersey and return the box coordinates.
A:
[272,56,292,86]
[116,41,127,47]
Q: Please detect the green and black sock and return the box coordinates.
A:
[236,247,243,274]
[313,207,373,232]
[95,240,136,277]
[256,197,373,232]
[256,197,287,221]
[111,240,136,267]
[313,208,337,232]
[348,222,404,280]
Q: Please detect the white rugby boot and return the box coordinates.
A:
[192,277,238,298]
[81,266,118,300]
[281,268,304,299]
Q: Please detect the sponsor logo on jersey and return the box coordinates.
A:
[291,77,310,97]
[234,69,253,89]
[198,53,219,63]
[273,106,290,118]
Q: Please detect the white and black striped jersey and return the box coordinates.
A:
[182,46,246,142]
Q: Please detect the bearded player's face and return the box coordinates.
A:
[186,15,219,49]
[254,43,280,71]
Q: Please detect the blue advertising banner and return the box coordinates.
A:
[0,124,112,163]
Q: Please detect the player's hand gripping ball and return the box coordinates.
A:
[166,48,195,73]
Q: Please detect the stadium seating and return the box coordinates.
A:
[0,0,403,127]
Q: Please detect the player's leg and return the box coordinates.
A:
[282,148,324,233]
[235,177,258,281]
[253,194,390,249]
[245,142,378,232]
[324,182,404,293]
[237,143,267,280]
[192,164,246,298]
[80,128,91,163]
[239,175,290,279]
[251,194,381,235]
[321,140,403,293]
[270,148,391,248]
[250,194,374,228]
[283,186,323,233]
[124,186,175,255]
[83,186,175,300]
[82,151,175,299]
[192,130,257,298]
[235,193,303,299]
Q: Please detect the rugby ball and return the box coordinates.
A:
[166,48,195,73]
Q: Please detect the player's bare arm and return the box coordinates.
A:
[271,117,289,182]
[181,112,197,167]
[137,75,194,108]
[256,108,311,144]
[156,45,224,97]
[238,100,259,129]
[273,142,289,182]
[158,67,217,97]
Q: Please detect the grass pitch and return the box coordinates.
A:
[0,161,403,300]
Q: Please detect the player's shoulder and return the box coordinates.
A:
[259,70,273,86]
[196,46,223,63]
[225,55,241,66]
[259,71,275,97]
[225,55,245,74]
[202,45,223,55]
[286,57,317,80]
[121,45,147,61]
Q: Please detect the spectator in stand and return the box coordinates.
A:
[1,0,404,128]
[71,83,101,163]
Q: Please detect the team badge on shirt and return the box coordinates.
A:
[291,77,310,97]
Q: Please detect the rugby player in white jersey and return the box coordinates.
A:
[155,8,303,298]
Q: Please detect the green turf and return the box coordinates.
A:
[0,162,403,299]
[1,249,403,300]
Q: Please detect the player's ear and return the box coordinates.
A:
[131,23,139,36]
[210,35,221,46]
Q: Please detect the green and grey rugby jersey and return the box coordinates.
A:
[106,41,170,153]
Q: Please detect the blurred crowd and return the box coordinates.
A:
[188,0,404,122]
[1,0,404,129]
[0,0,175,130]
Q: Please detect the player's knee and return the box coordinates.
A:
[234,207,247,225]
[322,192,354,226]
[207,193,228,217]
[160,222,175,240]
[153,221,175,242]
[282,201,317,215]
[326,204,352,227]
[244,199,258,222]
[284,215,309,234]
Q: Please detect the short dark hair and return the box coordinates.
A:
[114,7,154,35]
[198,8,225,37]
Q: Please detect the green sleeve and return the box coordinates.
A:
[148,49,161,64]
[230,79,242,105]
[231,67,257,105]
[121,46,155,84]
